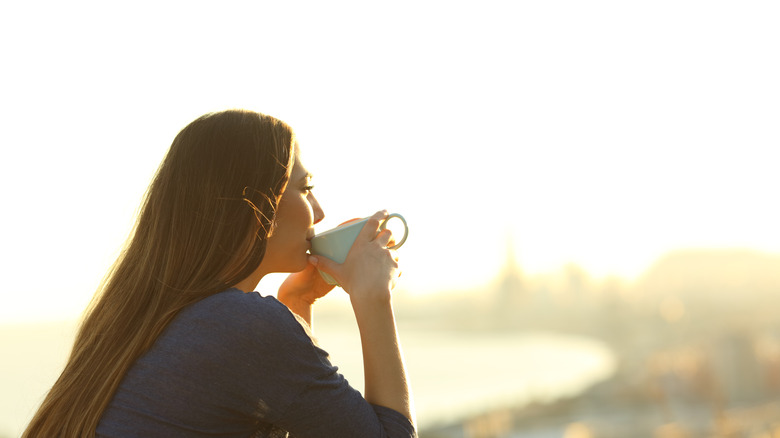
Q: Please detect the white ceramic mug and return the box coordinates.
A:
[310,213,409,285]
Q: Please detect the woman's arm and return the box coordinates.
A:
[195,291,416,437]
[266,295,416,437]
[277,258,336,328]
[312,211,415,426]
[276,292,314,326]
[350,293,414,425]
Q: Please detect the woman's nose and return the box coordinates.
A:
[311,194,325,224]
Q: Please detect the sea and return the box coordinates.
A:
[0,319,616,437]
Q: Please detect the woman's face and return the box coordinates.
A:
[261,149,325,273]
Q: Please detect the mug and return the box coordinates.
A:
[310,213,409,285]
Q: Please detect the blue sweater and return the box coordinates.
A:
[96,289,415,437]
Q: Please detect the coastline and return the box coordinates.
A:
[0,319,615,436]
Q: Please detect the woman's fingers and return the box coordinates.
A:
[333,210,407,295]
[375,229,393,248]
[310,254,342,284]
[358,210,388,242]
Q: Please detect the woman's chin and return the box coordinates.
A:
[272,250,312,274]
[287,255,310,273]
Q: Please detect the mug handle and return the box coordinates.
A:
[379,213,409,249]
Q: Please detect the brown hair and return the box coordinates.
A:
[23,109,295,437]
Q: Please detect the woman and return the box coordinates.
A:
[23,110,416,437]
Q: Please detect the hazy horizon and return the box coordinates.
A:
[3,245,777,325]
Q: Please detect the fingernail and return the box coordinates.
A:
[308,255,319,266]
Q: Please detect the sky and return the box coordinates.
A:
[1,0,778,323]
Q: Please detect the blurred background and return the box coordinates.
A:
[1,1,779,437]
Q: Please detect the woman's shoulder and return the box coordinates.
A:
[152,288,322,369]
[192,287,287,314]
[169,289,309,342]
[182,288,299,333]
[167,288,332,376]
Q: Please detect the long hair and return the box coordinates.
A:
[23,109,295,437]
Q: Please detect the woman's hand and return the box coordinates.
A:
[277,258,337,326]
[279,257,337,303]
[312,210,401,304]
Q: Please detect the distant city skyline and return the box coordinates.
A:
[410,246,780,437]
